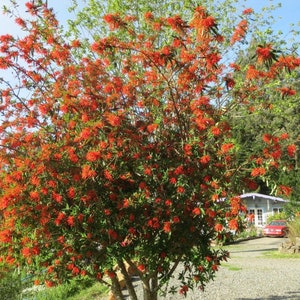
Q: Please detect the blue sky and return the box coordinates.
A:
[0,0,299,37]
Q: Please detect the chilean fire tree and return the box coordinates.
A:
[0,2,298,300]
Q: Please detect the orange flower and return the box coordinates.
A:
[230,19,248,45]
[200,155,210,164]
[45,280,55,288]
[82,165,97,179]
[52,192,63,204]
[21,247,31,258]
[214,223,223,232]
[146,123,158,133]
[144,12,154,20]
[163,221,171,233]
[279,87,296,97]
[228,219,239,230]
[242,8,253,15]
[251,167,266,177]
[192,207,201,216]
[86,151,101,162]
[105,113,121,127]
[278,185,292,197]
[201,16,216,28]
[246,65,260,80]
[262,133,272,144]
[0,230,12,243]
[221,143,234,153]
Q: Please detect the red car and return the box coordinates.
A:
[263,220,288,237]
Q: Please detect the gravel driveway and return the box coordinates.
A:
[159,237,300,300]
[121,237,300,300]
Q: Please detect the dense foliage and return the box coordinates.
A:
[0,1,299,299]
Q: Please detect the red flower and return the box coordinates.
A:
[52,192,63,203]
[230,19,248,45]
[108,229,118,240]
[67,216,75,227]
[147,123,158,133]
[82,165,97,179]
[201,16,216,28]
[144,12,154,20]
[211,126,221,136]
[228,219,239,230]
[200,155,210,164]
[192,207,201,216]
[68,187,76,199]
[242,8,253,15]
[251,167,266,177]
[287,144,296,157]
[104,170,113,181]
[262,133,272,144]
[177,186,185,194]
[221,143,234,153]
[148,217,160,229]
[0,229,12,243]
[179,285,189,295]
[45,280,55,288]
[105,113,121,127]
[137,264,146,272]
[173,216,180,223]
[246,65,261,80]
[256,44,274,63]
[86,151,101,162]
[278,185,292,197]
[163,221,171,233]
[279,87,296,97]
[30,191,40,201]
[22,247,31,258]
[214,223,223,232]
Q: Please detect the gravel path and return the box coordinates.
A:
[121,237,300,300]
[157,237,300,300]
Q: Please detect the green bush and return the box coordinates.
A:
[30,276,97,300]
[0,267,23,300]
[288,216,300,243]
[267,212,288,224]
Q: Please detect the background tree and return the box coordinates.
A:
[228,32,300,211]
[0,1,299,300]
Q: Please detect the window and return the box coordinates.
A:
[257,209,263,226]
[273,208,283,214]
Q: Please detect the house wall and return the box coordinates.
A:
[243,196,286,227]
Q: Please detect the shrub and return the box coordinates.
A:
[25,276,96,300]
[0,267,23,300]
[267,212,288,224]
[288,217,300,243]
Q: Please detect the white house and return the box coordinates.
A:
[240,193,289,227]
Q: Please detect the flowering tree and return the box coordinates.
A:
[0,2,299,300]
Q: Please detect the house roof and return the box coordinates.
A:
[240,192,289,203]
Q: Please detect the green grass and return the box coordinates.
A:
[222,263,242,271]
[263,250,300,259]
[68,283,109,300]
[23,277,109,300]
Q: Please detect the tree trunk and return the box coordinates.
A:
[142,274,158,300]
[111,274,124,300]
[117,260,138,300]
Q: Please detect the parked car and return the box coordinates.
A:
[263,220,288,237]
